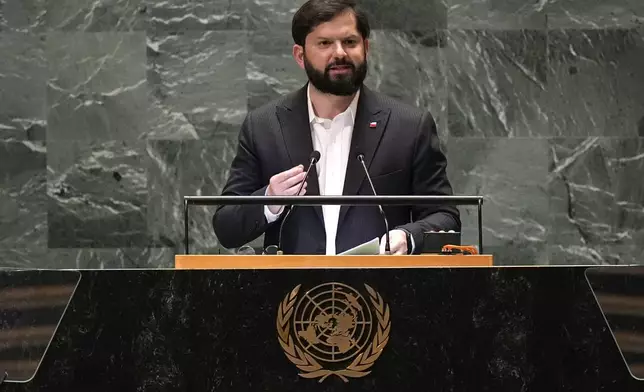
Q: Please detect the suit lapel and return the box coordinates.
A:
[338,87,391,228]
[275,85,323,223]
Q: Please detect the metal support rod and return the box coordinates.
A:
[478,198,483,254]
[185,195,482,206]
[184,199,189,255]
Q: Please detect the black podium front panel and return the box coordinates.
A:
[0,267,642,391]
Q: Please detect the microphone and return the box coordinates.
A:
[276,150,321,255]
[356,153,391,254]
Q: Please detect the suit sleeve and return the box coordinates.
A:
[396,111,461,254]
[212,112,276,249]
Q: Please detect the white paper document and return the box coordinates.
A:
[338,237,380,255]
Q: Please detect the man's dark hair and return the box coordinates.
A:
[292,0,371,47]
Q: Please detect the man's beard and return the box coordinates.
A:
[303,53,368,96]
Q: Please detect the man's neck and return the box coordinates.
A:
[309,84,357,119]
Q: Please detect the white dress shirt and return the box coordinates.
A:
[265,85,360,255]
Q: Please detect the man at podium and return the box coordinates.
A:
[213,0,460,255]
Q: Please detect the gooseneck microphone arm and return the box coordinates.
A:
[357,153,391,254]
[276,150,321,254]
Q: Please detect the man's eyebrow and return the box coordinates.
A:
[315,34,360,41]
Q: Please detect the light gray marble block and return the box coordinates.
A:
[0,32,46,141]
[549,137,644,265]
[0,33,48,251]
[247,0,307,31]
[447,29,548,137]
[146,0,246,32]
[447,0,548,29]
[147,135,254,253]
[47,139,149,248]
[46,32,148,141]
[366,30,448,141]
[546,0,644,29]
[358,0,446,30]
[247,29,308,111]
[0,140,47,250]
[0,0,146,31]
[0,247,174,268]
[147,30,248,140]
[248,0,446,31]
[446,138,550,265]
[546,28,644,137]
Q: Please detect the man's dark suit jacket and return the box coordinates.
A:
[213,84,461,254]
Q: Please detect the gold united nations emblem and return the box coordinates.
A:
[276,282,391,383]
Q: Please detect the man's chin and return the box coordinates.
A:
[307,73,361,96]
[327,84,360,96]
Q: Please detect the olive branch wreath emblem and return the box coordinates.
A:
[276,283,391,383]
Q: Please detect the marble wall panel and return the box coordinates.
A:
[247,0,446,31]
[46,32,148,142]
[0,0,145,32]
[545,0,644,29]
[0,247,174,268]
[446,138,550,265]
[147,30,248,139]
[0,33,46,140]
[0,140,47,249]
[146,135,255,254]
[549,137,644,265]
[47,139,149,248]
[446,0,548,29]
[145,0,246,32]
[546,28,644,138]
[1,0,643,267]
[447,29,548,137]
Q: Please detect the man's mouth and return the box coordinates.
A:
[329,65,353,73]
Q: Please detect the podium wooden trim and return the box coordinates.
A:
[174,254,493,269]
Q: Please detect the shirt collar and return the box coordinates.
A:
[307,83,360,126]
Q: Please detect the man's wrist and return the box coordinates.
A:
[264,187,284,222]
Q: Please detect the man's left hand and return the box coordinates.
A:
[379,230,408,255]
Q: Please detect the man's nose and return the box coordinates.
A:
[332,41,348,57]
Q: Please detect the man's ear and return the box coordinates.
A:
[293,44,305,69]
[364,38,369,54]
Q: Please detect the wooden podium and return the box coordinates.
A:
[174,254,493,269]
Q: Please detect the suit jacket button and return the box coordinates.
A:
[317,246,325,253]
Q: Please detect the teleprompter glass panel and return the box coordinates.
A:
[0,269,81,383]
[586,266,644,380]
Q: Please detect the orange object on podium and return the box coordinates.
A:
[174,254,493,269]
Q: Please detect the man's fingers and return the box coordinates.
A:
[273,165,304,183]
[379,232,406,255]
[280,171,307,189]
[283,181,306,195]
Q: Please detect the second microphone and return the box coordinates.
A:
[276,150,321,254]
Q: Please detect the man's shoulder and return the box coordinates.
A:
[367,88,431,121]
[247,88,302,119]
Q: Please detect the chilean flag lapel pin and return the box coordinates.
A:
[369,121,377,128]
